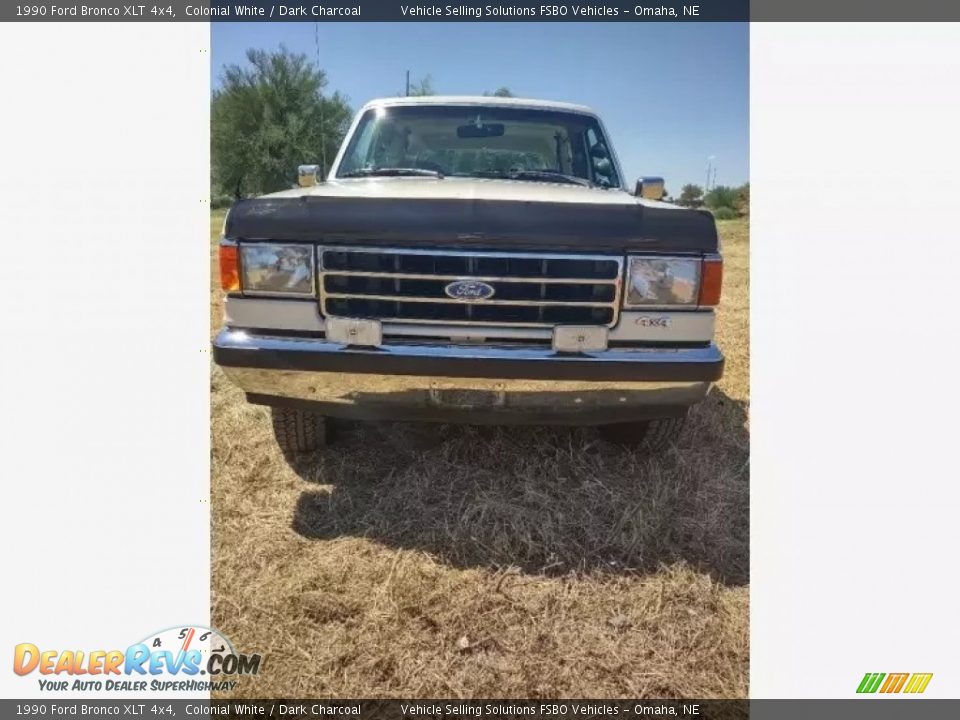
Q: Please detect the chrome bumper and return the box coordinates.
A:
[213,329,723,425]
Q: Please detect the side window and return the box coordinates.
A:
[352,123,375,166]
[585,126,616,187]
[338,114,376,174]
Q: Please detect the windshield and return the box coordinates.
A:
[336,104,621,188]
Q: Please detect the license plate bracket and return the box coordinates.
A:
[325,316,382,347]
[553,325,608,353]
[428,387,506,409]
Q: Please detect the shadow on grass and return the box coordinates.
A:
[289,387,748,586]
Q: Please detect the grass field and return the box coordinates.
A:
[210,212,749,698]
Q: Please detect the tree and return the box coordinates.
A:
[703,185,738,211]
[211,46,352,198]
[735,183,750,216]
[678,183,704,208]
[484,87,515,97]
[406,74,436,97]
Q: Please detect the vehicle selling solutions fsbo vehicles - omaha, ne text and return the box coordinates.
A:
[213,96,724,455]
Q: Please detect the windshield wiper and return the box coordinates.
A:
[340,167,444,179]
[473,169,592,187]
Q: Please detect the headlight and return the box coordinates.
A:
[624,256,701,308]
[240,243,315,297]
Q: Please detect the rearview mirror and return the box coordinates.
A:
[457,123,505,139]
[635,176,665,200]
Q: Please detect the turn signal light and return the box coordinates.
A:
[698,255,723,307]
[219,244,240,293]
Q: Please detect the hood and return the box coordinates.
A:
[225,177,718,254]
[266,176,640,206]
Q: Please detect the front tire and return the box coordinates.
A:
[270,407,328,456]
[599,414,687,452]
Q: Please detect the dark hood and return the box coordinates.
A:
[224,194,718,254]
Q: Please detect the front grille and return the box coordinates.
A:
[319,247,623,327]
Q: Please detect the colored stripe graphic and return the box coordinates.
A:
[857,673,885,693]
[857,672,932,694]
[880,673,909,693]
[904,673,933,694]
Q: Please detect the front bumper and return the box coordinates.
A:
[213,329,724,425]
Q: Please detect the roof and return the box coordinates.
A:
[360,95,596,115]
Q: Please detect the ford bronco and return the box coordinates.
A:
[213,96,723,455]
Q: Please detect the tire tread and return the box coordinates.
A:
[599,413,687,452]
[641,415,686,452]
[271,408,326,456]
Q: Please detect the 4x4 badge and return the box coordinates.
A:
[445,280,496,301]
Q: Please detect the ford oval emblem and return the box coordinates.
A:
[444,279,496,301]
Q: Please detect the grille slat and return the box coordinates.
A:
[323,291,613,307]
[319,247,623,328]
[317,270,616,284]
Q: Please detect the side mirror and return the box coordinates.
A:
[635,176,665,200]
[298,164,321,187]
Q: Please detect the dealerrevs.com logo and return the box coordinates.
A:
[856,672,933,695]
[13,625,261,693]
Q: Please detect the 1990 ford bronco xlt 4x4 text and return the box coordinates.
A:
[213,96,723,455]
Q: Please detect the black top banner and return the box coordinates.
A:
[5,0,960,21]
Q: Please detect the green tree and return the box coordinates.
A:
[211,47,352,198]
[678,183,704,208]
[406,74,436,96]
[735,182,750,215]
[704,185,738,211]
[484,87,515,97]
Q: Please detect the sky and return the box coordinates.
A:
[211,22,748,194]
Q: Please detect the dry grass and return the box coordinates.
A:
[210,213,749,698]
